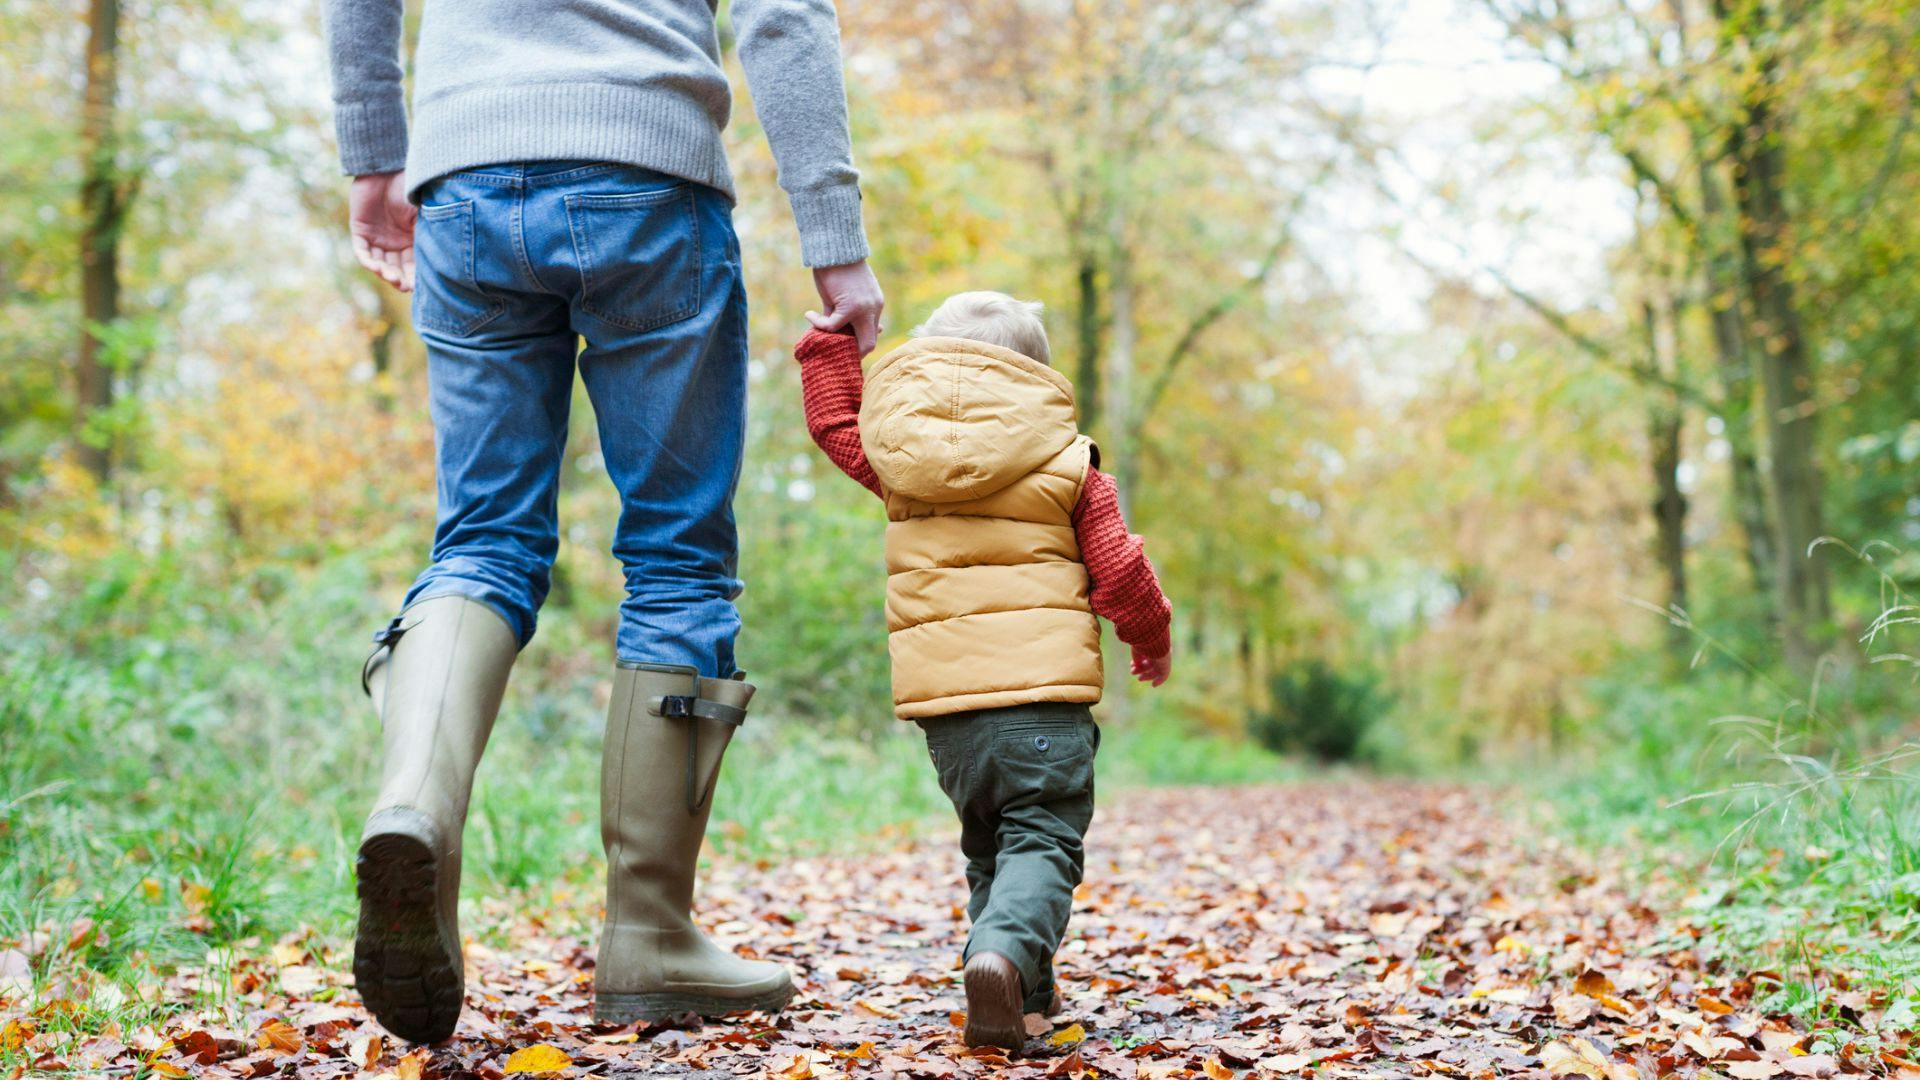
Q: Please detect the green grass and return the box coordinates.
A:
[0,546,1291,1060]
[1527,654,1920,1035]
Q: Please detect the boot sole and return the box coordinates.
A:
[593,983,795,1023]
[963,955,1027,1051]
[353,809,463,1044]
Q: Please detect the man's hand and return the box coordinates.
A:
[1131,648,1172,688]
[806,260,885,355]
[349,171,416,292]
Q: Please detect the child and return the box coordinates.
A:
[794,291,1173,1049]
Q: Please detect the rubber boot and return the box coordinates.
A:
[351,595,517,1045]
[592,662,794,1021]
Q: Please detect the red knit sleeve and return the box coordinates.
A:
[1073,467,1172,658]
[795,328,882,498]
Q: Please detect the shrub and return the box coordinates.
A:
[1248,659,1389,762]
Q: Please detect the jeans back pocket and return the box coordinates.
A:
[563,184,702,334]
[413,199,505,337]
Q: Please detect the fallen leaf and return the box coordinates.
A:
[348,1032,383,1070]
[396,1047,429,1080]
[504,1043,573,1075]
[1541,1038,1610,1079]
[254,1018,301,1055]
[1049,1022,1087,1047]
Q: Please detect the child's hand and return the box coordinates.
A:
[1130,648,1171,687]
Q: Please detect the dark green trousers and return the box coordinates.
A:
[918,703,1098,1013]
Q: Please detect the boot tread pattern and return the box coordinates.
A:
[353,830,463,1044]
[962,954,1028,1052]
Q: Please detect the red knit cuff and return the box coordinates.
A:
[796,326,860,365]
[1131,627,1172,661]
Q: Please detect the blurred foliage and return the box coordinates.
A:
[1249,659,1390,763]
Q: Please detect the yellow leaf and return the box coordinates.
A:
[831,1042,876,1060]
[1493,935,1528,954]
[504,1044,573,1074]
[852,998,901,1019]
[150,1063,189,1079]
[1205,1056,1237,1079]
[1048,1023,1087,1047]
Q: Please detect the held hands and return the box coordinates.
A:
[349,171,416,292]
[1131,647,1172,688]
[807,260,885,356]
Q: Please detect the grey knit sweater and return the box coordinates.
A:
[324,0,869,267]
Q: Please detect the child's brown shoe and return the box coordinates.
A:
[963,952,1026,1050]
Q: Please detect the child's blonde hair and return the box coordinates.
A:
[911,291,1051,364]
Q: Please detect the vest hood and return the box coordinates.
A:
[859,336,1080,505]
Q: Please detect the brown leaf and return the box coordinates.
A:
[253,1018,301,1056]
[348,1032,384,1070]
[396,1047,430,1080]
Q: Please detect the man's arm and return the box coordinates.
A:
[733,0,885,353]
[795,329,882,497]
[1073,469,1174,685]
[732,0,867,269]
[326,0,416,291]
[326,0,408,176]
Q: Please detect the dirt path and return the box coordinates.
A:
[25,784,1886,1077]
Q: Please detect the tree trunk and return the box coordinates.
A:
[1641,300,1690,668]
[76,0,123,483]
[1101,244,1136,725]
[1695,158,1777,597]
[1648,405,1690,661]
[1074,253,1102,433]
[1728,42,1830,668]
[1103,246,1136,509]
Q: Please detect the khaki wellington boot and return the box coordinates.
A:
[593,662,795,1021]
[352,594,517,1045]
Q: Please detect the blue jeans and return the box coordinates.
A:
[402,161,748,677]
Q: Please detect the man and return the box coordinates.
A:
[325,0,884,1045]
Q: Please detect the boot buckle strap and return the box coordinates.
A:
[652,695,747,727]
[645,690,749,815]
[360,615,411,697]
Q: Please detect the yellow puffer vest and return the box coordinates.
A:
[859,336,1105,720]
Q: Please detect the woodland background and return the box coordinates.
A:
[3,0,1919,1048]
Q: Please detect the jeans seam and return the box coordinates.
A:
[511,184,551,294]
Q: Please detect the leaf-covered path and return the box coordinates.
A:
[20,783,1900,1077]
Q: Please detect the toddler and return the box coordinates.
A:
[794,291,1173,1049]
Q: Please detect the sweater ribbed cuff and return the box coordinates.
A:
[1131,624,1172,661]
[335,97,409,176]
[789,183,869,268]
